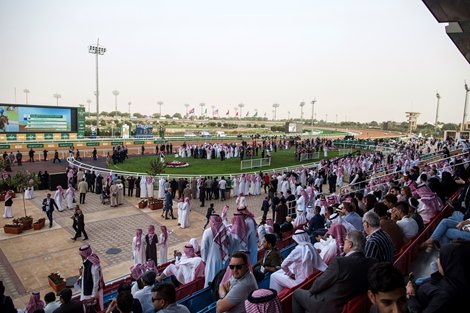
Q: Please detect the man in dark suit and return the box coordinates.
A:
[42,193,59,228]
[53,288,84,313]
[292,230,377,313]
[253,233,282,281]
[72,207,88,241]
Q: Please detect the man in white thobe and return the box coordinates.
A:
[269,229,327,292]
[201,214,230,287]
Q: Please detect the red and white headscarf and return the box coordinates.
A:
[130,263,145,280]
[210,214,229,262]
[160,225,168,245]
[244,288,282,313]
[326,223,348,255]
[25,291,44,313]
[56,185,64,197]
[147,225,155,241]
[135,229,142,250]
[231,213,248,242]
[5,190,13,202]
[79,244,100,265]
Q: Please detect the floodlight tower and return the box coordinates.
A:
[462,82,470,131]
[434,91,440,127]
[112,90,119,119]
[88,39,106,132]
[299,101,305,121]
[24,89,30,104]
[53,93,61,106]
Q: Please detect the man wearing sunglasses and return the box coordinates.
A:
[216,252,258,313]
[151,283,189,313]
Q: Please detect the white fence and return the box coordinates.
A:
[240,157,271,170]
[299,152,320,162]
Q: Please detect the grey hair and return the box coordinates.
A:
[363,211,380,228]
[347,229,365,252]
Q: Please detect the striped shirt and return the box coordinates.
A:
[365,228,395,263]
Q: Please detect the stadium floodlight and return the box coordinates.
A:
[53,93,61,106]
[24,89,30,104]
[89,38,106,134]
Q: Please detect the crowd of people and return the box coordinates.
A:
[3,136,470,313]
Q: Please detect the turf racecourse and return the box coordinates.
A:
[108,148,348,175]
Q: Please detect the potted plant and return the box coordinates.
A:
[13,216,33,230]
[33,218,46,230]
[3,223,23,234]
[47,272,66,293]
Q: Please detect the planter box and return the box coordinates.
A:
[21,220,33,231]
[33,222,45,230]
[48,275,66,293]
[4,225,23,234]
[138,200,148,209]
[149,200,163,210]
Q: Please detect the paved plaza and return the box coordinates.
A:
[0,157,268,309]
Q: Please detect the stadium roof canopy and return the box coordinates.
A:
[422,0,470,64]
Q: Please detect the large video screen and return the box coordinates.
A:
[0,104,77,133]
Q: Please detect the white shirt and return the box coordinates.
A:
[44,301,60,313]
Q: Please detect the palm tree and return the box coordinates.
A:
[184,104,190,117]
[157,101,163,118]
[199,103,205,117]
[299,101,305,121]
[238,103,245,119]
[272,103,280,120]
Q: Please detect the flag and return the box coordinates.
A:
[226,110,229,116]
[253,111,258,117]
[189,108,195,114]
[204,108,207,114]
[245,111,249,117]
[235,111,239,117]
[214,109,219,115]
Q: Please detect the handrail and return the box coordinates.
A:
[340,150,468,193]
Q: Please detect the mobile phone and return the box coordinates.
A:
[408,272,415,284]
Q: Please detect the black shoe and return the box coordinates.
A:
[165,217,169,220]
[171,217,176,219]
[83,238,89,241]
[71,238,76,241]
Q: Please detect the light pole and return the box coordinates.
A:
[435,91,440,127]
[88,38,106,133]
[24,89,30,104]
[111,121,115,138]
[336,114,338,124]
[157,101,163,118]
[299,101,305,121]
[53,93,61,106]
[288,111,290,120]
[211,105,215,117]
[272,103,279,120]
[128,102,131,122]
[325,113,328,123]
[311,99,316,134]
[199,103,205,117]
[238,103,244,119]
[112,90,119,119]
[463,82,470,131]
[184,104,189,117]
[86,99,91,117]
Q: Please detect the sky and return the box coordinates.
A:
[0,0,469,124]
